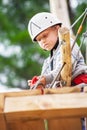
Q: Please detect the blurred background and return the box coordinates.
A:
[0,0,87,90]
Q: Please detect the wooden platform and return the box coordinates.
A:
[0,88,87,130]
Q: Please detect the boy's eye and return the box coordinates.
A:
[37,38,40,41]
[38,35,47,41]
[36,32,48,41]
[43,34,47,38]
[43,35,46,38]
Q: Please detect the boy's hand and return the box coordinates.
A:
[39,76,46,87]
[28,76,39,88]
[28,76,46,89]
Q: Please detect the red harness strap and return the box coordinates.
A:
[72,74,87,85]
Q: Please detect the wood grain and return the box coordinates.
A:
[58,27,72,86]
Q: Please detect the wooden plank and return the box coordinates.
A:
[48,118,82,130]
[21,119,45,130]
[7,119,45,130]
[0,94,7,130]
[4,93,87,122]
[84,87,87,93]
[3,92,87,129]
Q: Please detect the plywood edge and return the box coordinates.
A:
[0,94,7,130]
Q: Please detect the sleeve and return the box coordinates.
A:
[71,39,87,79]
[41,58,54,84]
[71,41,85,66]
[41,52,63,85]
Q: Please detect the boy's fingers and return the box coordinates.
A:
[27,80,31,83]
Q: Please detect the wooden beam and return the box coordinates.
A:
[4,92,87,122]
[0,94,7,130]
[1,91,87,130]
[58,27,72,86]
[48,118,82,130]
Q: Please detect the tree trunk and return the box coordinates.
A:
[49,0,71,28]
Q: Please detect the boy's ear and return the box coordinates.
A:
[53,25,60,30]
[56,25,61,29]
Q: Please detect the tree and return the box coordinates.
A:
[49,0,71,28]
[0,0,49,89]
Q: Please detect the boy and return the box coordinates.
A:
[28,12,87,89]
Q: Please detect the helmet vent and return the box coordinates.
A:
[45,16,47,19]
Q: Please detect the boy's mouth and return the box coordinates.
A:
[44,44,49,48]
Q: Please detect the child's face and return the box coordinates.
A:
[36,25,60,51]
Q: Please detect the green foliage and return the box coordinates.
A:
[68,0,87,61]
[73,2,86,44]
[74,3,87,60]
[0,0,49,88]
[0,0,86,88]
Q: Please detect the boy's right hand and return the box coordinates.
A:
[28,76,39,88]
[28,76,46,89]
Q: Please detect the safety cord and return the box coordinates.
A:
[71,8,87,51]
[85,31,87,64]
[84,15,87,64]
[70,8,87,30]
[85,15,87,64]
[71,8,87,67]
[72,34,86,69]
[50,62,66,88]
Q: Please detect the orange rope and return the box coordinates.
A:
[77,25,83,34]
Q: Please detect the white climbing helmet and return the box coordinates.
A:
[28,12,62,41]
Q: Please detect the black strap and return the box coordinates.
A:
[50,39,59,71]
[50,50,53,70]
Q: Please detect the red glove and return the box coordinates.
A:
[31,76,39,84]
[28,76,46,89]
[28,76,39,88]
[31,76,46,91]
